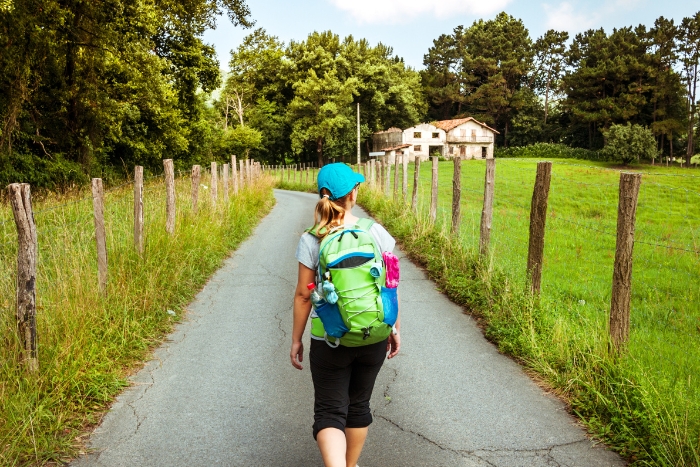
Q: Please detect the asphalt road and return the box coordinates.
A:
[71,189,625,467]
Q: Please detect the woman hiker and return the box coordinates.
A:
[290,162,401,467]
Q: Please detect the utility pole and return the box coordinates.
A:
[357,102,361,165]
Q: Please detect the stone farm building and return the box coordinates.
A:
[372,118,499,164]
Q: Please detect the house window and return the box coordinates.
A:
[432,132,439,139]
[460,146,466,156]
[413,132,421,139]
[449,146,454,154]
[414,145,422,152]
[471,129,476,142]
[460,129,467,137]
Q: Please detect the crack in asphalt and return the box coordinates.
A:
[275,305,290,341]
[375,363,588,467]
[375,409,591,467]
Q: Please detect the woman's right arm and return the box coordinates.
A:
[290,262,315,370]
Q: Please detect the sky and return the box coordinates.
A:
[203,0,696,71]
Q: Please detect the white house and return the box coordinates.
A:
[372,118,499,164]
[434,117,499,160]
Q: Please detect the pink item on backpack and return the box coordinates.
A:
[383,252,400,288]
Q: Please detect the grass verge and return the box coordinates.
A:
[0,175,275,465]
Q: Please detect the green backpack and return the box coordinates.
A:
[307,218,397,347]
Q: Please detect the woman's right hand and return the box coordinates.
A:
[290,341,304,370]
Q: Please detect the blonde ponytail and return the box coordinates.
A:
[313,188,351,239]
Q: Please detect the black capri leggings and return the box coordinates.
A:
[309,338,388,439]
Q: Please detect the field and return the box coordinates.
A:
[0,173,275,465]
[275,158,699,465]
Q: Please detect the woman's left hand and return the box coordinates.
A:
[387,331,400,359]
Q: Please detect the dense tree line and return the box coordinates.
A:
[0,0,253,187]
[2,4,700,187]
[218,29,425,167]
[421,11,700,165]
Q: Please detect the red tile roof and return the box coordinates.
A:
[432,118,500,134]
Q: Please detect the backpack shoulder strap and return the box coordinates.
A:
[355,218,375,231]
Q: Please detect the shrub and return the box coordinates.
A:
[494,143,604,161]
[601,123,658,165]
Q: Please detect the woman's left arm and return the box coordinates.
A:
[290,263,316,370]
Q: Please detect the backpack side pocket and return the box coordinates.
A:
[380,286,398,326]
[314,301,349,339]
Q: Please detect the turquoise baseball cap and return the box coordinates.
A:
[317,163,365,200]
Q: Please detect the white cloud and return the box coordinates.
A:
[329,0,512,25]
[542,0,643,35]
[543,2,595,34]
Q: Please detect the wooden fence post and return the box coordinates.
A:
[164,159,176,234]
[191,165,201,214]
[610,172,642,351]
[393,156,400,201]
[134,166,144,253]
[402,154,409,201]
[527,161,552,294]
[240,159,245,188]
[451,156,462,234]
[375,160,381,189]
[246,159,251,185]
[211,161,218,208]
[223,163,229,202]
[479,158,496,257]
[430,156,438,223]
[383,161,390,196]
[91,178,108,294]
[412,156,420,213]
[232,156,238,195]
[8,183,38,372]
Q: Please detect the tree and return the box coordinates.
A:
[0,0,254,186]
[420,13,534,146]
[287,68,357,167]
[563,27,654,149]
[602,123,658,164]
[223,29,291,162]
[679,12,700,165]
[421,33,463,120]
[531,30,569,124]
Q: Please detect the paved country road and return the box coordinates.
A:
[71,190,625,467]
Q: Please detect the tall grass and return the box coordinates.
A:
[276,158,699,465]
[0,173,275,465]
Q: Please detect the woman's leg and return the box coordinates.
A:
[310,340,353,466]
[345,427,368,466]
[317,427,347,467]
[345,339,388,466]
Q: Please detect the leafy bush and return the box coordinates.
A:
[601,123,658,165]
[0,152,89,191]
[495,143,605,161]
